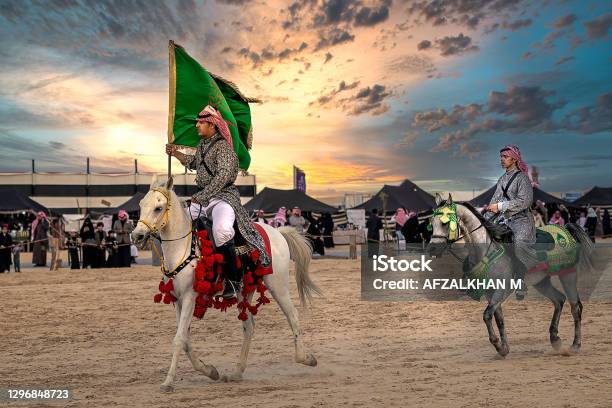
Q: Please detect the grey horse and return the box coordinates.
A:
[427,193,593,357]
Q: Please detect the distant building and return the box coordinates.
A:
[0,171,256,214]
[561,191,582,203]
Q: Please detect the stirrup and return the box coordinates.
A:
[515,282,527,300]
[222,280,240,299]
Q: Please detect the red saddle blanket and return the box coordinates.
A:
[153,223,273,321]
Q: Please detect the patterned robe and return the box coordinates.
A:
[488,168,538,268]
[185,133,271,266]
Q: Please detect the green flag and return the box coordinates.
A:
[167,41,259,170]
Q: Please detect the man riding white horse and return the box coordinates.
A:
[483,145,538,300]
[165,105,271,299]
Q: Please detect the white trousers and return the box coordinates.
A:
[188,199,235,246]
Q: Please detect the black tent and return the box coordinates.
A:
[573,186,612,206]
[470,185,571,207]
[0,189,49,214]
[244,188,337,213]
[110,192,146,214]
[354,179,435,212]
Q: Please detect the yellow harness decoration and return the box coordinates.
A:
[429,203,459,241]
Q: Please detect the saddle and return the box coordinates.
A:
[193,216,250,255]
[535,228,555,251]
[486,219,514,243]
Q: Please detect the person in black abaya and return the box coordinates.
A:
[305,214,325,256]
[80,217,96,269]
[0,224,13,273]
[321,212,335,248]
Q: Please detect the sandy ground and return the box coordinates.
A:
[1,249,612,408]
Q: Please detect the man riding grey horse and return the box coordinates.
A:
[483,145,538,300]
[166,105,271,299]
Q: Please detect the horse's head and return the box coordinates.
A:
[426,192,460,257]
[131,174,175,247]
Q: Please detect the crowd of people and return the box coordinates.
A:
[363,201,611,253]
[0,209,137,272]
[0,199,610,273]
[530,201,610,242]
[252,207,335,255]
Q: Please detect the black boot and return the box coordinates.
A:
[514,260,528,300]
[217,240,242,299]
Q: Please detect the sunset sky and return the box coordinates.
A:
[0,0,610,201]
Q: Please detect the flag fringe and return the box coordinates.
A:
[210,72,262,104]
[247,126,253,150]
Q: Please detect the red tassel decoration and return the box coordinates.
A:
[153,232,272,320]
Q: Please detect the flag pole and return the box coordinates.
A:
[167,40,175,181]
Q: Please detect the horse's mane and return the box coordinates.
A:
[454,201,513,242]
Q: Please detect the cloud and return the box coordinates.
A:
[310,0,391,28]
[414,104,483,133]
[414,88,612,157]
[324,52,333,63]
[309,81,391,116]
[554,55,575,66]
[310,80,361,106]
[417,33,479,56]
[583,13,612,39]
[553,13,577,29]
[386,55,436,76]
[501,18,532,31]
[49,141,66,150]
[406,0,527,29]
[396,130,418,148]
[411,85,569,156]
[348,84,391,115]
[215,0,253,4]
[417,40,431,50]
[563,92,612,134]
[539,28,568,49]
[0,129,137,173]
[436,33,479,56]
[237,42,309,67]
[354,2,391,27]
[315,27,355,50]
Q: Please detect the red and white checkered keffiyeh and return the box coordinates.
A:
[500,145,538,187]
[197,105,233,148]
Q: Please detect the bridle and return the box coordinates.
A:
[428,201,490,264]
[137,188,192,242]
[136,187,196,278]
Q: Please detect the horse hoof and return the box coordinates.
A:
[160,384,174,393]
[498,345,510,357]
[551,338,563,351]
[221,373,243,382]
[300,353,317,367]
[570,344,581,353]
[200,360,219,381]
[206,365,220,381]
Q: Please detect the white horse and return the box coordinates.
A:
[131,175,320,392]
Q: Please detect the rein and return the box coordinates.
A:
[429,201,497,265]
[137,187,197,278]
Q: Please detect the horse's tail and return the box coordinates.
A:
[278,226,322,308]
[566,223,594,274]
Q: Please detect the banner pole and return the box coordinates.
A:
[167,154,171,179]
